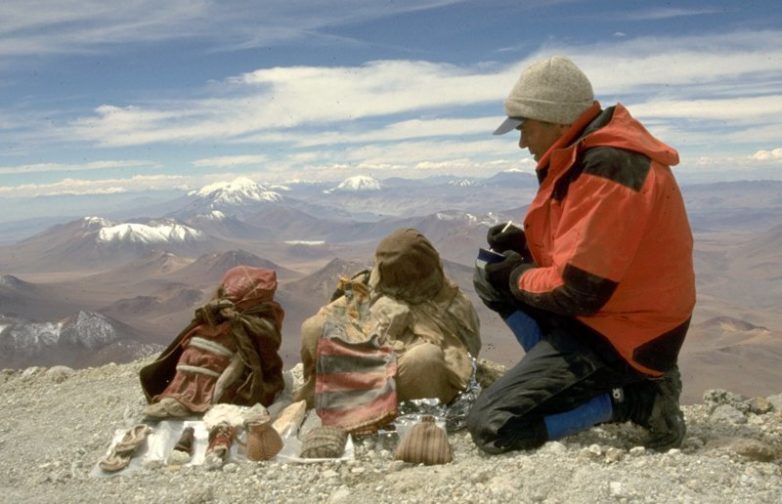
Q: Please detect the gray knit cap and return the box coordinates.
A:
[494,56,594,135]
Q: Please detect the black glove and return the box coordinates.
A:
[485,250,524,293]
[473,263,517,317]
[487,223,526,254]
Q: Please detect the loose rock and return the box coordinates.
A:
[1,363,782,503]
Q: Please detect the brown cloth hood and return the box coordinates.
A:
[371,228,444,305]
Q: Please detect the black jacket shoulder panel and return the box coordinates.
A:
[582,147,651,192]
[549,106,618,201]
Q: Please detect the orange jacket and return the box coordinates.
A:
[513,102,696,376]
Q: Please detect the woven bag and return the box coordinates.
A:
[394,416,453,465]
[314,278,398,435]
[299,426,349,459]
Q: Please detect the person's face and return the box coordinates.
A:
[517,119,570,162]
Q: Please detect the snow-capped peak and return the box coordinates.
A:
[62,311,120,350]
[1,311,120,353]
[83,216,113,230]
[0,274,22,288]
[284,240,326,246]
[326,175,382,193]
[189,177,282,206]
[97,220,203,244]
[435,210,481,224]
[434,211,505,228]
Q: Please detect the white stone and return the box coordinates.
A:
[609,481,624,497]
[328,487,352,503]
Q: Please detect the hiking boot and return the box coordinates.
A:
[644,366,686,451]
[611,366,686,451]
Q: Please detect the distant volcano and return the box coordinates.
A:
[189,177,283,207]
[325,175,382,193]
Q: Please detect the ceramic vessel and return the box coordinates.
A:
[244,417,283,461]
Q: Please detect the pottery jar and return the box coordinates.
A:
[244,417,283,461]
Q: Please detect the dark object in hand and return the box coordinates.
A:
[487,223,526,254]
[485,250,524,293]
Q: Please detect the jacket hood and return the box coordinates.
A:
[582,103,679,167]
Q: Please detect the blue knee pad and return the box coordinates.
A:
[543,392,614,441]
[503,310,543,352]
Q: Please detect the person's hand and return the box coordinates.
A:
[487,223,526,254]
[485,250,524,293]
[473,262,517,317]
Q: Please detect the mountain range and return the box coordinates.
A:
[1,171,781,404]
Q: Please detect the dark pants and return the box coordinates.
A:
[467,319,646,454]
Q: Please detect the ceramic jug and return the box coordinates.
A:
[244,417,283,461]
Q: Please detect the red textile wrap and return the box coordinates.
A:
[139,265,285,411]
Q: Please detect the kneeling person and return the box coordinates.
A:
[468,56,695,453]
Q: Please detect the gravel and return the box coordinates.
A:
[2,359,781,504]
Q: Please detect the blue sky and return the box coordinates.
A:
[1,0,781,209]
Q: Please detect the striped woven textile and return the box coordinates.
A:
[315,325,398,435]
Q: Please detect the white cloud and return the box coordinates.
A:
[50,29,782,154]
[750,148,782,161]
[243,116,503,148]
[340,137,514,165]
[67,60,511,147]
[723,124,782,146]
[0,0,208,56]
[564,31,782,95]
[4,24,782,191]
[616,7,727,21]
[0,159,157,175]
[251,134,532,182]
[628,95,782,122]
[2,139,779,198]
[0,0,466,57]
[269,157,525,182]
[0,174,188,197]
[674,152,782,184]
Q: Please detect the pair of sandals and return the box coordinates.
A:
[99,424,152,473]
[100,423,198,472]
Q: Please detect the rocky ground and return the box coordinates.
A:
[1,358,782,504]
